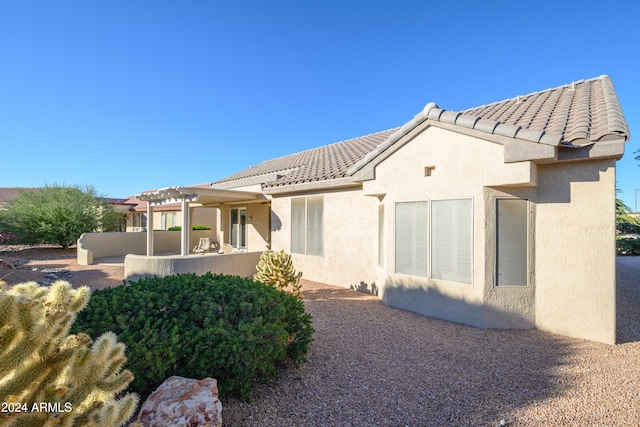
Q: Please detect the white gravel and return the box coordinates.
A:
[223,257,640,426]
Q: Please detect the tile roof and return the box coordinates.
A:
[0,187,37,202]
[213,128,398,188]
[431,75,629,146]
[213,75,629,190]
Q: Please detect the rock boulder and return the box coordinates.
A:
[134,376,222,427]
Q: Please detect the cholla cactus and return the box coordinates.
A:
[254,250,303,299]
[0,280,138,427]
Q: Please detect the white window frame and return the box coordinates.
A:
[230,207,247,249]
[291,196,324,257]
[394,201,428,277]
[496,198,529,287]
[161,212,177,230]
[430,198,473,285]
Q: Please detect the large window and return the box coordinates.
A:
[496,199,528,286]
[431,199,472,284]
[161,212,177,230]
[291,196,323,256]
[394,199,472,284]
[132,213,147,230]
[395,202,428,277]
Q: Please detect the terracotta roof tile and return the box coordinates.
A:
[213,128,398,188]
[460,75,629,145]
[214,75,629,190]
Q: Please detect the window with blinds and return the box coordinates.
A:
[291,196,324,256]
[496,199,528,286]
[395,202,428,277]
[431,199,472,284]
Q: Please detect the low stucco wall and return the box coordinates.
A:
[77,230,212,265]
[124,251,262,282]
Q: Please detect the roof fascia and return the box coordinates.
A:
[350,120,431,182]
[262,177,360,196]
[556,138,626,162]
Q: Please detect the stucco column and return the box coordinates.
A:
[181,199,191,256]
[146,204,154,256]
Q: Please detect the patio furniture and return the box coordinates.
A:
[193,237,211,255]
[222,243,234,254]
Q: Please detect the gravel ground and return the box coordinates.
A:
[2,246,639,426]
[224,262,640,427]
[0,244,124,290]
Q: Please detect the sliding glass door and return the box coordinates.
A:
[230,208,247,249]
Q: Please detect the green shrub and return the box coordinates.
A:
[166,224,211,231]
[71,273,314,401]
[617,236,640,255]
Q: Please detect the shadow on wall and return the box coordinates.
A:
[383,276,535,330]
[350,281,378,296]
[536,160,612,204]
[292,284,577,426]
[271,210,282,232]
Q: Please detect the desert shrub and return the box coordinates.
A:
[617,236,640,255]
[71,273,314,401]
[254,250,303,299]
[0,185,121,249]
[166,224,211,231]
[0,280,138,427]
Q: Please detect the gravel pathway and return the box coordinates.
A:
[3,246,639,426]
[224,258,640,426]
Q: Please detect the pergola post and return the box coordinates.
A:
[181,199,191,256]
[146,204,154,256]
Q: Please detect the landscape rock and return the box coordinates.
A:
[135,376,222,427]
[0,259,16,269]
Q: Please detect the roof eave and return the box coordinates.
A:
[262,177,361,196]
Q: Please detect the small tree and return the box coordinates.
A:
[616,198,640,234]
[0,185,120,249]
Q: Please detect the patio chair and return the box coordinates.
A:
[222,243,234,254]
[193,237,211,255]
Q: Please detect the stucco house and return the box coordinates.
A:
[122,193,216,233]
[136,75,629,344]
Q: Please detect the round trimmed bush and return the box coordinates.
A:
[71,273,314,401]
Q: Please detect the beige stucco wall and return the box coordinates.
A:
[362,126,537,329]
[270,188,379,290]
[77,230,212,264]
[223,125,618,344]
[124,251,261,282]
[534,160,617,344]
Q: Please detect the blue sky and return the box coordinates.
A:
[2,1,639,208]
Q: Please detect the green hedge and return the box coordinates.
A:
[167,224,211,231]
[617,237,640,255]
[71,273,314,401]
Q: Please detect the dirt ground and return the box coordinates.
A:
[0,244,125,291]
